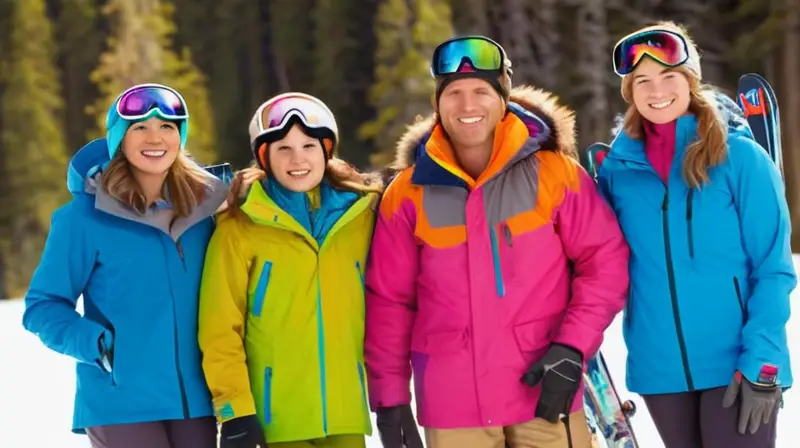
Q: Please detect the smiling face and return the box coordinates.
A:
[121,117,181,179]
[630,57,692,124]
[437,77,505,153]
[268,124,326,192]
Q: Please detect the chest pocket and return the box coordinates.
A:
[688,170,743,260]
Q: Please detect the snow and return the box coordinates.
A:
[2,257,798,448]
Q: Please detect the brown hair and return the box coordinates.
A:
[620,22,726,188]
[225,156,384,212]
[102,150,214,217]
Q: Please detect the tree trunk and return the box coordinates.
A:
[575,0,609,149]
[782,0,800,248]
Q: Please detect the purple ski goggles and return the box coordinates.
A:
[116,84,188,121]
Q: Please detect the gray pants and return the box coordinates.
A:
[87,417,217,448]
[643,387,778,448]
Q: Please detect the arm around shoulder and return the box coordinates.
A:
[198,213,256,421]
[551,158,630,359]
[22,201,109,368]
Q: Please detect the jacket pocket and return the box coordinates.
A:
[357,361,369,417]
[252,261,273,317]
[513,316,558,360]
[733,277,747,323]
[263,367,273,424]
[356,261,365,290]
[410,329,467,356]
[99,327,118,387]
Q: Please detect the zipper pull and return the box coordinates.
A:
[662,191,669,211]
[176,241,184,260]
[503,223,513,247]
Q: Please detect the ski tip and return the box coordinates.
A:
[738,90,767,118]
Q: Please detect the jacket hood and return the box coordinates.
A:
[67,138,111,196]
[390,85,577,170]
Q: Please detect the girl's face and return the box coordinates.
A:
[268,124,326,192]
[121,117,181,178]
[630,57,692,124]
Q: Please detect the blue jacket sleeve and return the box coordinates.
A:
[729,134,796,386]
[596,165,614,209]
[21,202,109,369]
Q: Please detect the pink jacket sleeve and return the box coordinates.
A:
[364,190,419,410]
[552,166,630,359]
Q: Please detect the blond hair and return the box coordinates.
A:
[102,150,214,217]
[225,157,384,212]
[620,21,726,188]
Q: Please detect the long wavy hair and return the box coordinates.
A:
[225,153,384,212]
[102,149,214,217]
[620,21,727,188]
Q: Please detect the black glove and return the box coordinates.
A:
[220,415,267,448]
[722,371,782,435]
[521,343,583,423]
[375,404,423,448]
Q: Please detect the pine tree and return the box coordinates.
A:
[89,0,217,164]
[0,0,68,296]
[313,0,379,168]
[56,0,102,152]
[360,0,454,168]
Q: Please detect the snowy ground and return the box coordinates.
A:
[2,257,799,447]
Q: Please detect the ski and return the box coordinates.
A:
[580,142,639,448]
[737,73,784,179]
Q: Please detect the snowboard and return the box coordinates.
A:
[579,142,639,448]
[737,73,784,179]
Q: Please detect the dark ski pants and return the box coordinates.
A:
[643,387,778,448]
[87,416,217,448]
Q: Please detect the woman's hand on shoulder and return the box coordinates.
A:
[216,167,267,215]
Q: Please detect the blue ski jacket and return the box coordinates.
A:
[22,139,227,432]
[598,101,795,395]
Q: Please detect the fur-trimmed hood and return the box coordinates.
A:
[389,85,577,171]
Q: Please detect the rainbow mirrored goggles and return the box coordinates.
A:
[115,83,188,121]
[430,35,506,77]
[612,29,689,76]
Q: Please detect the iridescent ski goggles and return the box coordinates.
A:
[612,29,689,76]
[251,93,337,146]
[430,35,505,77]
[115,83,189,120]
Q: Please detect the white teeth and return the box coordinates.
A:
[288,170,310,176]
[649,100,674,110]
[142,150,166,157]
[458,117,483,124]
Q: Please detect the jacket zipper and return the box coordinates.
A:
[175,240,187,270]
[733,277,747,323]
[686,189,694,259]
[316,260,329,435]
[169,236,190,418]
[624,285,633,332]
[662,191,694,391]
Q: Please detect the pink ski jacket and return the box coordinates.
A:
[364,86,630,429]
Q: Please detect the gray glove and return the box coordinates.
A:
[722,372,782,435]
